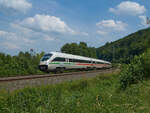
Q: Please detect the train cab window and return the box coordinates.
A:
[41,54,52,61]
[52,57,66,62]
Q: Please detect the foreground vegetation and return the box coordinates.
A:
[120,49,150,89]
[0,50,45,77]
[0,72,150,113]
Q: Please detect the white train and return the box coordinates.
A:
[39,52,111,73]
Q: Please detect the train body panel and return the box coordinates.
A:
[39,52,111,72]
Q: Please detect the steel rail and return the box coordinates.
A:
[0,68,113,82]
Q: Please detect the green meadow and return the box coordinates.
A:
[0,72,150,113]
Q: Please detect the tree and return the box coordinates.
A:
[61,42,97,58]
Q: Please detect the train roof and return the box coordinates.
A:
[49,52,111,64]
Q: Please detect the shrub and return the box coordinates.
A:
[0,51,45,77]
[119,49,150,89]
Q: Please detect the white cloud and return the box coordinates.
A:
[97,30,107,35]
[96,19,127,36]
[0,30,7,36]
[23,38,35,44]
[12,14,89,38]
[80,32,89,36]
[96,20,127,31]
[44,35,55,41]
[10,23,36,38]
[11,23,57,41]
[109,1,146,16]
[0,30,18,40]
[139,15,148,26]
[0,0,32,12]
[0,14,89,51]
[2,42,20,49]
[0,29,36,50]
[16,14,75,34]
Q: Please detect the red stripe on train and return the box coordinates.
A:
[76,63,92,66]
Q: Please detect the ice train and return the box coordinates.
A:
[39,52,111,73]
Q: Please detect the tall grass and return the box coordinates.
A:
[0,72,150,113]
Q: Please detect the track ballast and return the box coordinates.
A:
[0,68,113,82]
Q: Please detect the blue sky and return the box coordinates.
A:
[0,0,149,55]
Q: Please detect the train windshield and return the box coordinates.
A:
[41,54,52,61]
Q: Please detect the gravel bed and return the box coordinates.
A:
[0,69,117,91]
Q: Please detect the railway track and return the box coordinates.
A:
[0,68,113,82]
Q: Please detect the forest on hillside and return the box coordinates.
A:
[62,28,150,63]
[97,28,150,63]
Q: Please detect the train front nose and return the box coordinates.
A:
[39,61,48,71]
[39,65,48,71]
[39,53,53,72]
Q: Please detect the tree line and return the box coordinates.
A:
[61,42,97,58]
[0,49,45,77]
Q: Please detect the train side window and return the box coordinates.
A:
[86,60,89,63]
[66,59,69,62]
[69,59,91,63]
[83,60,90,63]
[93,61,96,64]
[97,62,104,64]
[52,57,66,62]
[69,59,78,62]
[81,60,85,63]
[73,59,80,62]
[81,60,86,63]
[69,59,73,62]
[74,59,77,62]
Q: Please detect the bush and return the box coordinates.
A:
[0,50,45,77]
[119,49,150,89]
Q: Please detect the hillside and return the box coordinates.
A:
[97,27,150,63]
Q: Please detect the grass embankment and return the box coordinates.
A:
[0,72,150,113]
